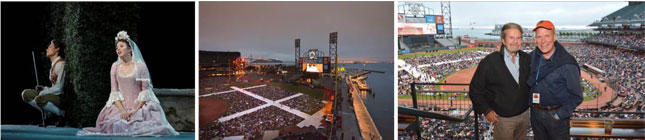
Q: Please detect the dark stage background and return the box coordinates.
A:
[1,2,195,125]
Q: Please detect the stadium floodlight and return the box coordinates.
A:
[440,1,453,38]
[295,39,300,70]
[330,32,337,43]
[329,32,339,138]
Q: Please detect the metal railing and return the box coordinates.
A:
[399,82,481,140]
[570,111,645,139]
[399,82,645,140]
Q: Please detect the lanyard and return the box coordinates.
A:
[536,54,542,86]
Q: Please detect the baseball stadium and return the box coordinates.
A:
[397,2,644,139]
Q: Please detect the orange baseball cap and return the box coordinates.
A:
[532,20,555,31]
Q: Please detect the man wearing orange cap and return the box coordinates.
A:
[527,20,583,140]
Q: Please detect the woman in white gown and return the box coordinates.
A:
[77,31,179,136]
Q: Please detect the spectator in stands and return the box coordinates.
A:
[469,22,531,140]
[527,20,583,140]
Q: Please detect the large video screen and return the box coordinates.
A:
[398,23,437,35]
[303,63,323,73]
[397,14,442,35]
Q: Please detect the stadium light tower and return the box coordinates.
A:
[440,1,453,38]
[330,32,337,75]
[329,32,338,139]
[295,39,300,73]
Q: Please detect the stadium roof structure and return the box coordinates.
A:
[589,2,645,27]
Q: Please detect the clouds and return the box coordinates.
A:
[198,1,625,62]
[412,2,626,29]
[200,2,394,62]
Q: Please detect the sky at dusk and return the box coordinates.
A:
[200,2,394,62]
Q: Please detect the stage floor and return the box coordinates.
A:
[1,125,195,140]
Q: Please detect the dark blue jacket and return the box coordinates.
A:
[527,41,583,119]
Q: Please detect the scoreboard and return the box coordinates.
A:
[299,56,331,73]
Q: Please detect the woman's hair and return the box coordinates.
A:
[115,39,130,48]
[51,39,65,58]
[114,31,133,57]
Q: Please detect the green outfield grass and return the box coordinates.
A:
[582,82,602,101]
[398,47,487,59]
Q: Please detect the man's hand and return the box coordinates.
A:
[485,110,499,123]
[35,96,43,104]
[35,85,44,91]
